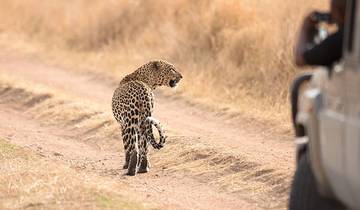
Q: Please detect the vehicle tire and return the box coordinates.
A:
[289,153,346,210]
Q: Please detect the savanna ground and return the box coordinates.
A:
[0,0,326,209]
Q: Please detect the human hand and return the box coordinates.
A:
[301,11,320,35]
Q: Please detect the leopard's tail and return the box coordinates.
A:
[145,117,166,149]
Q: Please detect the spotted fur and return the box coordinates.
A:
[112,60,182,176]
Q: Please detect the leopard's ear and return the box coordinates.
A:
[152,61,161,70]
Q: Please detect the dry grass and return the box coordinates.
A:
[0,138,153,210]
[0,0,327,124]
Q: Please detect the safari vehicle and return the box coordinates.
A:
[289,1,360,210]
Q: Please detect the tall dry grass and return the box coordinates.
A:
[0,0,327,124]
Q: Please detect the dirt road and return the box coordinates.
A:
[0,52,295,209]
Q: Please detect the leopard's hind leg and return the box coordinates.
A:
[121,127,131,169]
[124,126,140,176]
[138,120,151,173]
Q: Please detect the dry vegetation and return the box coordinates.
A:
[0,0,326,124]
[0,138,153,210]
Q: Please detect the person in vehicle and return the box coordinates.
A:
[294,0,346,68]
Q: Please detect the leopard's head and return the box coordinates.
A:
[150,60,183,88]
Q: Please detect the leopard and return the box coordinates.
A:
[111,60,182,176]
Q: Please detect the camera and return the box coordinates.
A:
[307,12,333,45]
[311,12,332,23]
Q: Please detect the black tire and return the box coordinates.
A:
[289,153,346,210]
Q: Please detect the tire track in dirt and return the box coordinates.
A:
[0,52,295,209]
